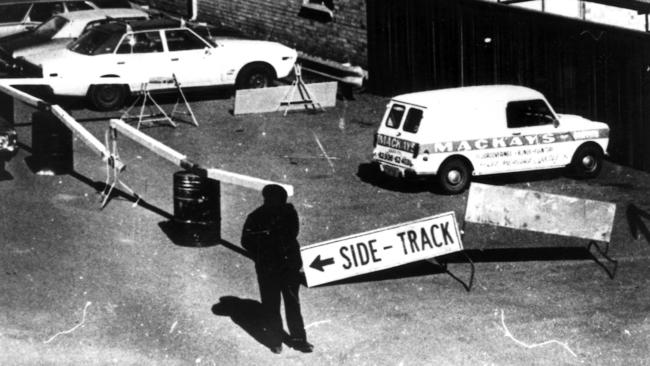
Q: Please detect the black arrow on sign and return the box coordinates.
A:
[310,255,335,272]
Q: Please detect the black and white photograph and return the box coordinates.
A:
[0,0,648,364]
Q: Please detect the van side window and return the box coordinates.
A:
[386,104,405,129]
[506,99,555,128]
[402,108,423,133]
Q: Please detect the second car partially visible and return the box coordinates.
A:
[0,8,149,71]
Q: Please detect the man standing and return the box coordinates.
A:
[241,184,314,354]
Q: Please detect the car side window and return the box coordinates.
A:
[117,31,164,54]
[385,104,406,129]
[0,4,31,22]
[402,108,423,133]
[165,29,208,51]
[506,99,556,128]
[29,2,64,22]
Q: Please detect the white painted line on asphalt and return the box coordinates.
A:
[499,309,578,358]
[44,301,92,344]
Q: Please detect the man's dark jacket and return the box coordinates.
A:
[241,203,302,275]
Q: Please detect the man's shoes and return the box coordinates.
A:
[270,344,283,354]
[290,338,314,353]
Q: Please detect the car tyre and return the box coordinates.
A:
[570,144,603,179]
[437,157,471,194]
[235,63,275,90]
[88,84,128,111]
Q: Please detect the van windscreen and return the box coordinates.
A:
[386,104,405,129]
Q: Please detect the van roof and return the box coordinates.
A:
[392,85,545,108]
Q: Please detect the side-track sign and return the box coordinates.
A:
[301,212,463,287]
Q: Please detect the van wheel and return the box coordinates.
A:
[437,158,471,194]
[88,84,128,111]
[570,144,603,179]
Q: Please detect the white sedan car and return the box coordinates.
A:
[21,18,297,110]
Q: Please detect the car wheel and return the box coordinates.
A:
[88,84,127,111]
[437,158,471,194]
[570,144,603,179]
[235,64,275,90]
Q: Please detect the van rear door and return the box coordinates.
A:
[373,102,424,176]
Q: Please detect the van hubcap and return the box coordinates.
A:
[447,170,462,185]
[582,155,596,171]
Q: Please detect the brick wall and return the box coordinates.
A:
[139,0,368,67]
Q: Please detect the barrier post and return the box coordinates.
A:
[31,110,73,175]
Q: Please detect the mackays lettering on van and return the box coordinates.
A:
[376,134,417,153]
[424,129,608,153]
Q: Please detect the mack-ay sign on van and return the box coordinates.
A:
[372,85,610,194]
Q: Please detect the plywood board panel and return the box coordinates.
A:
[234,82,337,115]
[465,183,616,242]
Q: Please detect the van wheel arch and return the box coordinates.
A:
[570,142,604,179]
[436,155,474,194]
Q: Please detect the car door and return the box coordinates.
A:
[503,99,564,172]
[114,30,170,92]
[163,28,218,87]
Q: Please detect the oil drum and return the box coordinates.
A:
[171,170,220,245]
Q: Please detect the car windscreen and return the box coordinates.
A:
[68,28,122,55]
[0,4,30,22]
[33,16,69,38]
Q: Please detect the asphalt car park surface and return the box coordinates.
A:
[1,90,649,365]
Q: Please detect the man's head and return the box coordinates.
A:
[262,184,288,207]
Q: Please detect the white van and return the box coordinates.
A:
[371,85,609,194]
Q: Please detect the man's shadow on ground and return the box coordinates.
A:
[211,296,289,351]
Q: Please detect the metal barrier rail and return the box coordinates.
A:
[0,81,124,171]
[108,119,294,196]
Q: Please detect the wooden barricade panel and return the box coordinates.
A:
[465,183,616,243]
[233,82,337,115]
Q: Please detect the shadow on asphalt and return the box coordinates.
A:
[316,246,600,289]
[0,160,13,181]
[627,203,650,244]
[356,163,568,195]
[356,163,440,194]
[319,260,446,287]
[212,296,288,352]
[157,221,253,259]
